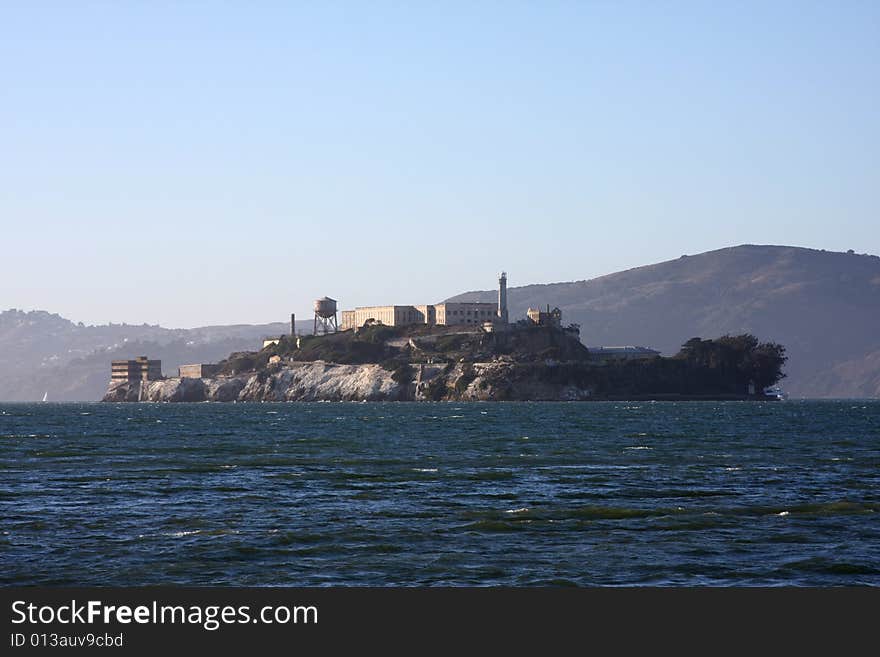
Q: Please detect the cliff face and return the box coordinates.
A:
[101,360,593,403]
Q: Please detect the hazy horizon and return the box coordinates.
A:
[3,3,877,327]
[4,242,876,330]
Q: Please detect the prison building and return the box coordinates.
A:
[340,273,509,331]
[340,302,498,330]
[111,357,162,382]
[435,302,498,326]
[178,364,219,379]
[341,305,424,329]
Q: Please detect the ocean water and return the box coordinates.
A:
[1,401,878,586]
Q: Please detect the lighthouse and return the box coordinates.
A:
[497,272,509,324]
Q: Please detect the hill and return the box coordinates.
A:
[0,310,301,401]
[448,245,880,398]
[4,244,878,400]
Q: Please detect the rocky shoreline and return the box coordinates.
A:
[102,359,771,402]
[102,360,595,402]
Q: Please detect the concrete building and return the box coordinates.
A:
[589,346,661,361]
[527,306,563,328]
[111,357,162,382]
[178,364,219,379]
[340,275,507,331]
[340,302,499,330]
[435,302,498,326]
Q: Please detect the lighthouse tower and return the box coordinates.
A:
[497,272,509,324]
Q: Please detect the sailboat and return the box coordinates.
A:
[41,391,48,402]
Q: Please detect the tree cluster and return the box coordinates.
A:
[676,334,787,392]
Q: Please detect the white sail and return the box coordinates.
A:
[42,391,48,402]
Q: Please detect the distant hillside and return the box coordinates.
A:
[0,310,305,401]
[448,245,880,398]
[5,245,879,400]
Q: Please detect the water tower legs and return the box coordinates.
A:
[313,313,338,335]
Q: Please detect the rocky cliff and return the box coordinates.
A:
[102,360,594,403]
[102,325,784,403]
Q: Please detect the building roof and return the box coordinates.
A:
[588,346,660,354]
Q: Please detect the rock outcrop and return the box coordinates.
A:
[102,360,593,402]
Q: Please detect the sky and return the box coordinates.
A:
[1,1,878,328]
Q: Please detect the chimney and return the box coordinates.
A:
[290,313,296,336]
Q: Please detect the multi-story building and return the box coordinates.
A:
[111,356,162,382]
[340,302,500,330]
[340,275,509,331]
[434,302,499,326]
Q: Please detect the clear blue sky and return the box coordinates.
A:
[2,1,877,327]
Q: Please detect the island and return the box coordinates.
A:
[101,322,787,402]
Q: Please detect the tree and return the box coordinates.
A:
[749,342,787,390]
[676,334,787,394]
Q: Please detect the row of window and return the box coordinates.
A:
[344,306,495,325]
[447,308,495,317]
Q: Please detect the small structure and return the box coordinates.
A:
[111,356,162,382]
[268,355,282,365]
[262,313,297,349]
[527,305,563,328]
[589,346,661,361]
[314,297,338,335]
[178,364,219,379]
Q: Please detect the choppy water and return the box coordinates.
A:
[2,401,878,586]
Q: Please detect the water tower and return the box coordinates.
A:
[313,297,338,335]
